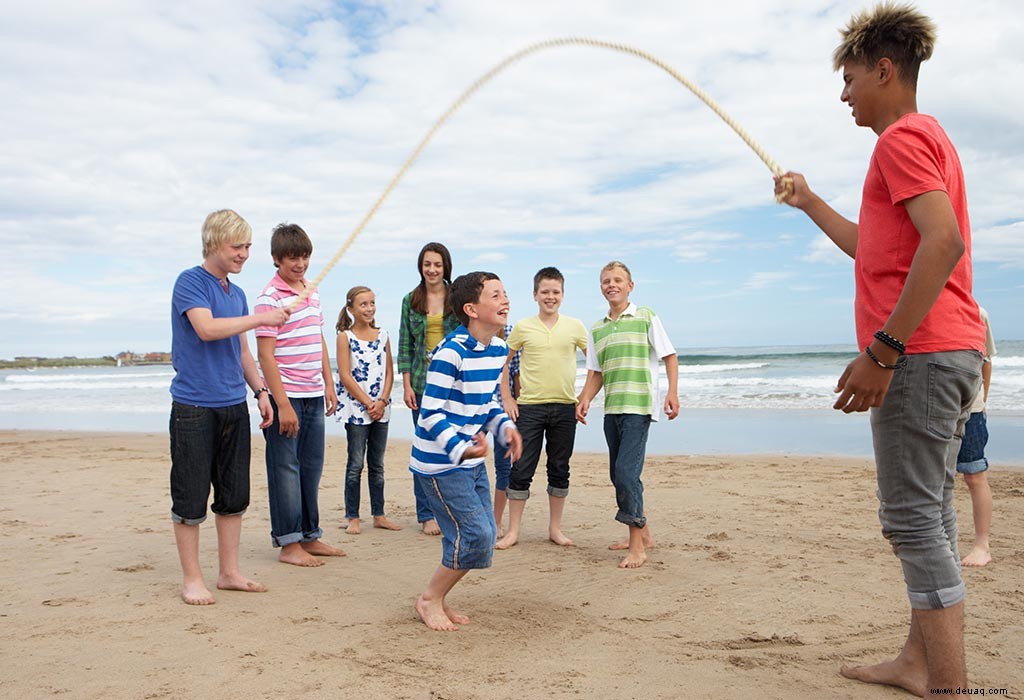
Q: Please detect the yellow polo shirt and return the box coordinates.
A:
[507,315,587,404]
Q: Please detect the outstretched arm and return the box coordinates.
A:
[775,172,859,259]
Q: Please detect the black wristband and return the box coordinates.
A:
[254,387,269,399]
[864,345,899,370]
[873,330,906,354]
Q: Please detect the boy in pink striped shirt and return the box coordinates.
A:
[255,223,343,566]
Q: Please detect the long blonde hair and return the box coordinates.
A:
[336,285,377,333]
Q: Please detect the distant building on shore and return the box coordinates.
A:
[116,351,172,366]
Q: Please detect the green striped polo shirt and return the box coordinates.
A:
[591,306,657,415]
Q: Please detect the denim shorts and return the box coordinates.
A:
[956,411,989,475]
[169,401,251,525]
[414,465,496,570]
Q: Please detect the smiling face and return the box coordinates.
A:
[466,278,509,334]
[206,237,252,277]
[420,251,445,288]
[840,59,882,130]
[274,254,309,287]
[600,266,634,308]
[534,278,564,316]
[349,290,376,326]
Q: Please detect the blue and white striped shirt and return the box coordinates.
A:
[410,326,515,476]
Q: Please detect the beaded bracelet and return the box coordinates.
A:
[865,345,900,370]
[873,329,906,355]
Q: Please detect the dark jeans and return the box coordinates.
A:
[344,421,389,518]
[263,396,325,547]
[603,413,652,528]
[169,401,251,525]
[506,403,576,499]
[410,392,433,522]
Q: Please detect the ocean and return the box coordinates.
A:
[2,342,1022,463]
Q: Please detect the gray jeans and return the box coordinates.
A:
[871,350,982,610]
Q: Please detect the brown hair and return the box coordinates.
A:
[832,2,936,87]
[270,223,313,265]
[336,285,377,333]
[533,266,565,293]
[409,242,453,316]
[449,272,499,327]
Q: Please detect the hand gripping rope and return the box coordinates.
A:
[293,37,793,306]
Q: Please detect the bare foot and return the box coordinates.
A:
[839,657,928,697]
[421,519,441,536]
[181,579,215,605]
[373,516,402,531]
[618,550,647,569]
[444,602,470,625]
[415,595,459,631]
[962,546,991,567]
[345,519,361,534]
[302,540,346,557]
[609,537,654,550]
[549,529,575,546]
[278,543,324,567]
[495,532,519,550]
[216,574,268,592]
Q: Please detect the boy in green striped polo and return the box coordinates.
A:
[576,261,679,568]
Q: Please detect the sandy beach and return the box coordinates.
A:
[1,430,1021,699]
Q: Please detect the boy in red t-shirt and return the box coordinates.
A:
[774,4,985,696]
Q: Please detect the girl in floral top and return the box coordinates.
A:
[336,286,400,534]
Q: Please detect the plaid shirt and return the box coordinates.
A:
[397,292,458,396]
[496,323,521,405]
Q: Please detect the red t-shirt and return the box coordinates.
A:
[855,113,985,354]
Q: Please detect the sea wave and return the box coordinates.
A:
[0,380,171,391]
[3,371,171,384]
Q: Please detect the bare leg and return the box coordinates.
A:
[609,522,654,550]
[547,494,573,546]
[618,524,647,568]
[214,514,267,592]
[415,565,470,631]
[496,498,526,550]
[301,539,346,557]
[493,488,508,538]
[961,472,992,567]
[345,518,361,534]
[841,604,965,696]
[278,541,323,567]
[173,522,215,605]
[373,515,402,530]
[421,519,441,536]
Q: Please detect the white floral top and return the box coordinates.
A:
[336,328,392,425]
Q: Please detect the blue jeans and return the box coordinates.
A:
[169,401,251,525]
[871,351,982,610]
[414,465,496,570]
[344,421,389,518]
[603,413,652,528]
[956,411,989,474]
[411,392,433,523]
[493,433,512,491]
[263,396,325,547]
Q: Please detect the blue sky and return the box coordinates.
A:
[1,0,1021,359]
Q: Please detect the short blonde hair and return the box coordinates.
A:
[600,260,632,281]
[202,209,252,258]
[832,2,936,87]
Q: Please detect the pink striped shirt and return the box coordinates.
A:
[254,273,325,398]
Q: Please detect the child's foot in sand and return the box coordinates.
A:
[962,546,991,567]
[549,529,574,546]
[279,543,324,567]
[839,657,927,697]
[421,519,441,536]
[609,536,654,550]
[216,574,268,592]
[302,540,346,557]
[618,550,647,569]
[415,595,459,631]
[373,516,402,531]
[444,603,469,625]
[345,519,361,534]
[181,579,215,605]
[495,531,518,550]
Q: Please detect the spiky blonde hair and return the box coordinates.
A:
[832,2,936,86]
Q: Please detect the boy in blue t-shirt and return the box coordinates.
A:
[411,271,522,631]
[169,209,289,605]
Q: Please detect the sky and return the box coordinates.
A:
[2,0,1021,359]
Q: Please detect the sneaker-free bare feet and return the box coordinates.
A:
[549,529,575,546]
[216,573,268,592]
[962,546,991,567]
[373,516,402,531]
[495,532,519,550]
[839,657,928,697]
[302,540,346,557]
[345,519,361,534]
[278,543,324,567]
[609,534,654,550]
[181,579,216,605]
[421,519,441,536]
[444,603,469,625]
[618,550,647,569]
[415,595,459,631]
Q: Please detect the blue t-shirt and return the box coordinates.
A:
[170,266,249,407]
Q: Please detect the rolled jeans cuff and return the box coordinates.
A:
[506,487,530,501]
[615,510,647,529]
[171,510,207,526]
[908,581,965,610]
[547,485,569,498]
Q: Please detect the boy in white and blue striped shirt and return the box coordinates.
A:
[412,271,522,632]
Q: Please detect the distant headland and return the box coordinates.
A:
[0,351,172,370]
